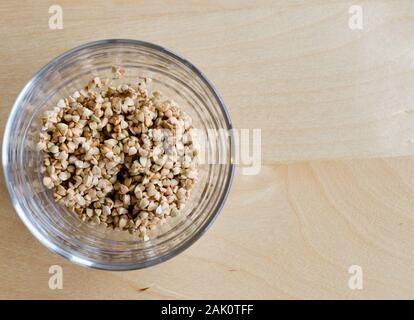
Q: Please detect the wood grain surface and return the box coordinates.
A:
[1,0,414,299]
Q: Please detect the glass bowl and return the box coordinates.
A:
[2,39,234,270]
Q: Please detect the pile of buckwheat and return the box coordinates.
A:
[38,67,198,241]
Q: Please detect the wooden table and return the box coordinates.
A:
[1,0,414,299]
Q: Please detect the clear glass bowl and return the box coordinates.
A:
[2,39,234,270]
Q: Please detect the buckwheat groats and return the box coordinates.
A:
[37,69,198,241]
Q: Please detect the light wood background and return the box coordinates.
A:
[1,0,414,299]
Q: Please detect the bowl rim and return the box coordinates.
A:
[2,39,235,271]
